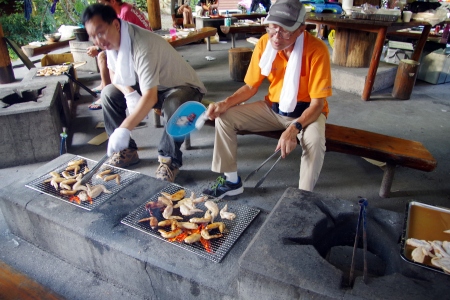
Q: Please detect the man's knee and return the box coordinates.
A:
[101,85,122,107]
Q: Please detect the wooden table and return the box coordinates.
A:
[230,13,267,20]
[21,38,75,58]
[306,13,432,101]
[220,24,267,48]
[387,18,450,44]
[167,27,217,51]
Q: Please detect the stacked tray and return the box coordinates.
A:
[400,201,450,275]
[352,12,399,22]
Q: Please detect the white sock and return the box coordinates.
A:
[224,172,238,183]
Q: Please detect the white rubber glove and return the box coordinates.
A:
[107,128,131,156]
[125,91,141,115]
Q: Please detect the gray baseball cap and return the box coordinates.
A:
[263,0,306,31]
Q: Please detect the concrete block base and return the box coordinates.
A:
[0,81,68,168]
[1,155,449,299]
[331,62,397,96]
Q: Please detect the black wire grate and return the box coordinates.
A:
[121,184,260,263]
[26,156,140,211]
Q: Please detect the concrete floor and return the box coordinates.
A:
[1,15,450,298]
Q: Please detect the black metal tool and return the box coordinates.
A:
[244,149,281,188]
[79,154,109,185]
[63,71,98,97]
[349,198,368,287]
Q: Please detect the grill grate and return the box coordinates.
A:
[26,156,140,211]
[121,184,260,263]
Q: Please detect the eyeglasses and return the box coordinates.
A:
[90,26,110,42]
[265,27,293,39]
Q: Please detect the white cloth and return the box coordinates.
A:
[106,20,136,86]
[125,90,140,115]
[107,128,131,156]
[259,33,304,113]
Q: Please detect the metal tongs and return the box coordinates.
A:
[79,154,109,185]
[349,198,368,287]
[244,149,282,188]
[64,71,98,97]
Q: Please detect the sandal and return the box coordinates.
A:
[91,88,102,94]
[88,100,102,110]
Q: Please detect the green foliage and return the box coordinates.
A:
[1,12,55,46]
[133,0,148,12]
[53,0,91,25]
[0,13,55,60]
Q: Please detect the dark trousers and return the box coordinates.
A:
[102,84,203,168]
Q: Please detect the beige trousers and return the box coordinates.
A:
[211,100,326,191]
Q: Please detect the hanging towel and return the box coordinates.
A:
[259,33,304,113]
[106,20,136,86]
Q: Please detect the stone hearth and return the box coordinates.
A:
[0,80,69,168]
[0,154,449,300]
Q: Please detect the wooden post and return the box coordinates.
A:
[229,47,253,82]
[0,21,15,84]
[147,0,162,30]
[332,28,377,68]
[392,59,420,100]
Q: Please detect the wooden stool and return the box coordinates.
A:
[228,47,253,82]
[392,59,420,100]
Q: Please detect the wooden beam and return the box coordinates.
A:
[0,21,15,84]
[147,0,162,30]
[4,37,36,69]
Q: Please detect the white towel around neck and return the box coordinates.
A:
[259,33,304,113]
[106,20,136,86]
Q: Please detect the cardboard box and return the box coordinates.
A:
[384,47,413,65]
[384,41,414,65]
[40,53,78,96]
[418,49,450,84]
[41,53,74,66]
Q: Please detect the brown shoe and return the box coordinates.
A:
[107,148,140,168]
[155,156,179,182]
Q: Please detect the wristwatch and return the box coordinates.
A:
[292,121,302,133]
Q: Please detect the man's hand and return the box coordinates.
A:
[276,125,299,158]
[206,101,228,120]
[86,46,99,57]
[107,128,131,156]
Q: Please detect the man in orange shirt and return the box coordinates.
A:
[203,0,332,198]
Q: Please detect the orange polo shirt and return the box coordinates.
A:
[244,32,332,117]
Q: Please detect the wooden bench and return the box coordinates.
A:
[20,38,75,58]
[231,123,437,198]
[166,27,217,51]
[154,101,437,198]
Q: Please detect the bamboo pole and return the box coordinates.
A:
[0,21,15,84]
[147,0,162,30]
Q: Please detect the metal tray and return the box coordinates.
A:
[26,156,140,211]
[400,201,450,275]
[121,184,260,263]
[351,12,399,22]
